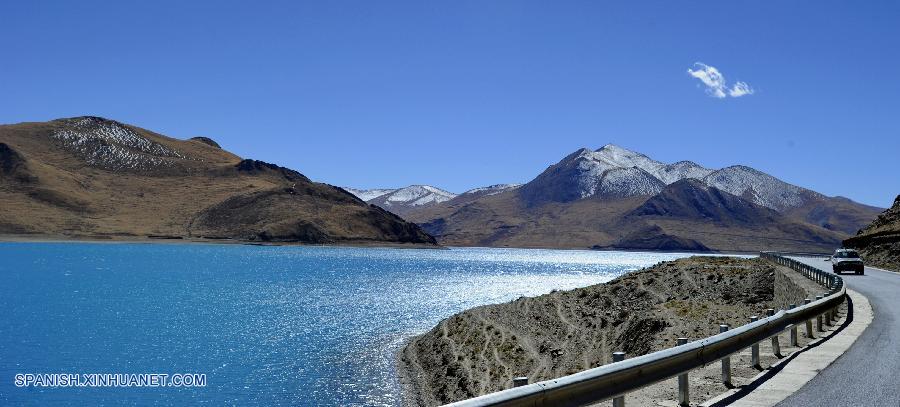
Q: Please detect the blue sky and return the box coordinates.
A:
[2,1,898,207]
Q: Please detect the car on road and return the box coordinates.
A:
[830,249,865,275]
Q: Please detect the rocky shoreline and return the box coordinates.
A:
[397,256,818,406]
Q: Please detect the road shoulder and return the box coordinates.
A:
[701,289,873,407]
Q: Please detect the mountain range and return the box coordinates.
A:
[1,117,882,253]
[0,117,435,245]
[351,145,882,252]
[345,184,520,217]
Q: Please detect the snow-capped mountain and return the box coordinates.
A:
[344,187,398,202]
[583,144,714,186]
[520,144,818,210]
[401,144,881,252]
[378,185,457,207]
[344,185,458,216]
[347,184,524,216]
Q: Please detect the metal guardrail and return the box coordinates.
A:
[444,252,846,407]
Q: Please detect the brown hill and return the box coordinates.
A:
[407,179,848,253]
[0,117,435,245]
[783,195,885,235]
[844,195,900,270]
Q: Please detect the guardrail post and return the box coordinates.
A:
[789,304,799,346]
[767,309,781,357]
[677,338,689,406]
[719,325,731,386]
[612,352,626,407]
[804,299,814,338]
[750,316,760,368]
[825,305,833,327]
[816,295,824,332]
[512,377,528,387]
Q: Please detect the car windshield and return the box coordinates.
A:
[835,250,860,258]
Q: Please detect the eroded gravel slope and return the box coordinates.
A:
[399,256,796,406]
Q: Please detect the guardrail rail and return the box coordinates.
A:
[444,252,846,407]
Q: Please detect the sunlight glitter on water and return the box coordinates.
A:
[0,243,696,406]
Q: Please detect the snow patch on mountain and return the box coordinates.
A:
[597,167,665,198]
[380,185,457,207]
[562,146,679,198]
[571,149,617,198]
[656,160,715,184]
[461,184,521,196]
[702,166,817,210]
[51,117,185,171]
[345,187,397,201]
[592,145,713,185]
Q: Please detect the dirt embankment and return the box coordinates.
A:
[398,256,814,406]
[845,194,900,271]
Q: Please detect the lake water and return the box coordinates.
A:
[0,243,693,406]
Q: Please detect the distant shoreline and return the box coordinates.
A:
[0,234,446,250]
[0,234,821,256]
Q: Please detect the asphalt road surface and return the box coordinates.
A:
[777,257,900,407]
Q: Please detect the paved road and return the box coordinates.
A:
[777,257,900,407]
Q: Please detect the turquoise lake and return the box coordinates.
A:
[0,243,693,406]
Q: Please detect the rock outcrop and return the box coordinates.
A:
[844,195,900,271]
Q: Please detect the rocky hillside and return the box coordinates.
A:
[457,184,521,201]
[844,195,900,271]
[0,117,435,245]
[399,256,816,405]
[595,179,842,252]
[404,145,879,252]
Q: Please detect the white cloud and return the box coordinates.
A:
[687,62,754,99]
[729,81,754,97]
